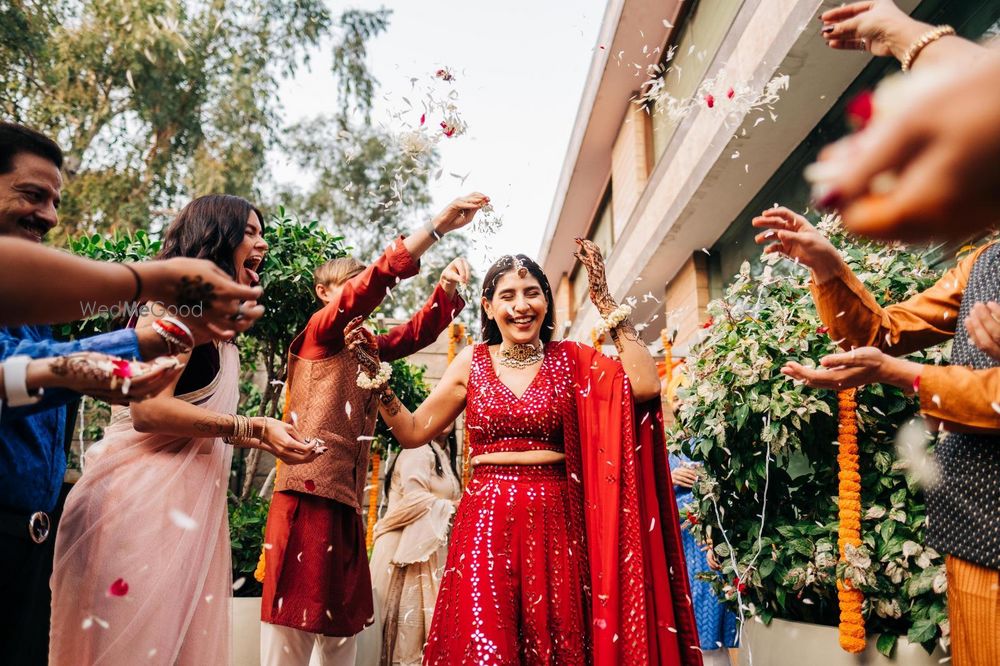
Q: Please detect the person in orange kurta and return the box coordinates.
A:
[259,193,487,666]
[754,206,1000,666]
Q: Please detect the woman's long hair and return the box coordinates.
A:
[157,194,264,277]
[383,430,459,502]
[479,254,556,345]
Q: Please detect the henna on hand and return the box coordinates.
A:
[378,388,402,416]
[345,316,382,377]
[175,275,217,308]
[609,320,641,353]
[574,238,617,315]
[49,354,112,383]
[193,414,233,436]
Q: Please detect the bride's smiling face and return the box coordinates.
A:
[482,270,549,346]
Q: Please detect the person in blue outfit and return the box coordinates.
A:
[0,122,257,665]
[670,450,739,666]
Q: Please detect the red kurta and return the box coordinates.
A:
[261,238,464,637]
[294,236,465,362]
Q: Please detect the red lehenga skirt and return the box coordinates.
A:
[422,464,587,665]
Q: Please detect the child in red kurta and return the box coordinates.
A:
[259,193,486,666]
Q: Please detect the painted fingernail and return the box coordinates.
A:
[816,188,844,211]
[821,25,834,35]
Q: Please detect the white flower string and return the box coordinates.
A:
[357,362,392,391]
[594,304,633,337]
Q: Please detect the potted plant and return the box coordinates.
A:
[671,215,956,663]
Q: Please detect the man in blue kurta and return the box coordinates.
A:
[0,122,190,665]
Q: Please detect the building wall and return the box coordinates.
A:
[610,102,653,240]
[663,253,711,348]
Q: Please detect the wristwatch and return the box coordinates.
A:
[3,355,43,407]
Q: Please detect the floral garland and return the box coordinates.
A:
[837,388,866,653]
[254,386,295,584]
[446,323,473,489]
[366,452,381,551]
[590,328,604,351]
[447,323,465,364]
[356,362,392,390]
[594,303,632,337]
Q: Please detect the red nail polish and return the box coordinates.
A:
[816,189,843,211]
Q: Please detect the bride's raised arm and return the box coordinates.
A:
[346,317,470,448]
[574,238,661,401]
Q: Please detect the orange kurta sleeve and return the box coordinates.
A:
[809,243,1000,432]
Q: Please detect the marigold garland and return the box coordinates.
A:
[661,328,673,393]
[255,383,294,583]
[448,323,465,364]
[837,388,866,653]
[590,328,605,351]
[365,452,380,550]
[461,427,472,489]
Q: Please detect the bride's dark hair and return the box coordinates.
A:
[479,254,556,345]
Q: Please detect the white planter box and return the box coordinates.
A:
[739,617,948,666]
[232,596,262,666]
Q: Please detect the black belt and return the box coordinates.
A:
[0,508,52,543]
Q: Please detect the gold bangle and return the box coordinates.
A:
[901,25,956,72]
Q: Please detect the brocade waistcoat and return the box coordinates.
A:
[274,339,377,514]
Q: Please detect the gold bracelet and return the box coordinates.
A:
[901,25,955,72]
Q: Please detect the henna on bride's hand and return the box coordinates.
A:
[609,320,641,353]
[574,239,618,313]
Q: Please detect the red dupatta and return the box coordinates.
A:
[562,341,702,666]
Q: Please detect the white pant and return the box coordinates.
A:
[260,622,357,666]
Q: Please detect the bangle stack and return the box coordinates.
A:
[225,414,256,447]
[357,362,393,391]
[900,25,955,72]
[594,304,633,337]
[152,316,195,355]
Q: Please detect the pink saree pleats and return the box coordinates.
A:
[49,344,239,666]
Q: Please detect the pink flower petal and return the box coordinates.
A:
[112,359,132,379]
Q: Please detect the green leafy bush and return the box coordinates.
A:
[375,358,430,456]
[228,494,270,598]
[671,215,953,656]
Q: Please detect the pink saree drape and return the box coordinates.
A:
[49,343,238,666]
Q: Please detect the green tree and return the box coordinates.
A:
[0,1,387,239]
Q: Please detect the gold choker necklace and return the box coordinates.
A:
[497,342,544,369]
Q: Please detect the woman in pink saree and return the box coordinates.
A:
[49,195,319,665]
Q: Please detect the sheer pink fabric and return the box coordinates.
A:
[49,343,238,666]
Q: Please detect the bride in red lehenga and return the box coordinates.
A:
[346,240,701,666]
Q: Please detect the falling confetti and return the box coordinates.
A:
[169,509,198,531]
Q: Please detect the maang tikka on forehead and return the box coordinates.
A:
[511,255,527,279]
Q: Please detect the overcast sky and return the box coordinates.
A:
[274,0,609,271]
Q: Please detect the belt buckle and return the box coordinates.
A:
[28,511,50,544]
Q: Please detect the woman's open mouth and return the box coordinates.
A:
[242,255,263,286]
